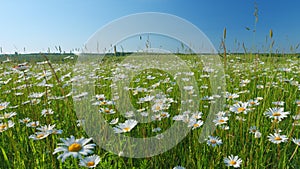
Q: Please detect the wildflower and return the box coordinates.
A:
[213,116,229,126]
[173,166,185,169]
[206,136,223,147]
[248,99,259,106]
[28,92,45,98]
[37,124,62,135]
[160,112,170,119]
[41,108,54,117]
[0,120,14,132]
[225,93,239,100]
[272,101,285,106]
[79,155,101,168]
[254,131,262,138]
[249,126,259,134]
[109,118,119,125]
[0,102,9,111]
[156,133,164,140]
[295,100,300,106]
[29,132,50,140]
[188,118,203,130]
[0,112,17,119]
[230,102,249,114]
[292,138,300,146]
[113,119,138,133]
[19,117,31,124]
[95,94,105,101]
[268,132,288,144]
[53,136,96,162]
[264,107,289,122]
[26,121,40,128]
[152,127,161,132]
[224,155,242,168]
[99,108,115,114]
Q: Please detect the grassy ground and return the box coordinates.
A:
[0,53,299,168]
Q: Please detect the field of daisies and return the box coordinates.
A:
[0,53,299,168]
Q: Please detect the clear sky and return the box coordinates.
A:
[0,0,299,54]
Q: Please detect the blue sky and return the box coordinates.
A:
[0,0,299,54]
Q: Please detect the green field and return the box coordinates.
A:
[0,53,299,168]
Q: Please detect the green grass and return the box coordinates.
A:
[0,53,299,168]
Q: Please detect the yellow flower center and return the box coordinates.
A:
[237,107,245,112]
[229,160,237,165]
[193,123,199,128]
[155,105,161,111]
[37,134,44,138]
[0,124,7,130]
[219,119,225,123]
[228,96,233,99]
[68,143,82,152]
[274,136,282,141]
[161,113,167,117]
[87,161,95,166]
[0,105,5,109]
[250,102,255,105]
[123,127,130,132]
[210,139,217,144]
[104,109,110,113]
[272,112,281,117]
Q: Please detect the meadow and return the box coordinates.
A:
[0,52,299,169]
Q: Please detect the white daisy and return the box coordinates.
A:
[53,136,96,162]
[264,107,290,122]
[224,155,242,168]
[0,102,9,111]
[267,132,288,144]
[113,119,138,133]
[79,154,101,168]
[206,136,223,147]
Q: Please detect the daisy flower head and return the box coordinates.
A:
[292,138,300,146]
[0,120,14,132]
[225,92,239,100]
[249,126,259,134]
[41,108,54,117]
[19,117,31,124]
[224,155,242,168]
[206,136,223,147]
[26,121,39,128]
[213,116,229,126]
[113,119,138,133]
[29,131,50,140]
[295,100,300,106]
[272,101,285,106]
[267,132,288,144]
[53,136,96,162]
[99,107,115,114]
[79,154,101,168]
[264,107,290,122]
[0,102,9,111]
[187,118,203,130]
[230,102,249,114]
[0,112,17,120]
[173,166,185,169]
[248,99,259,106]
